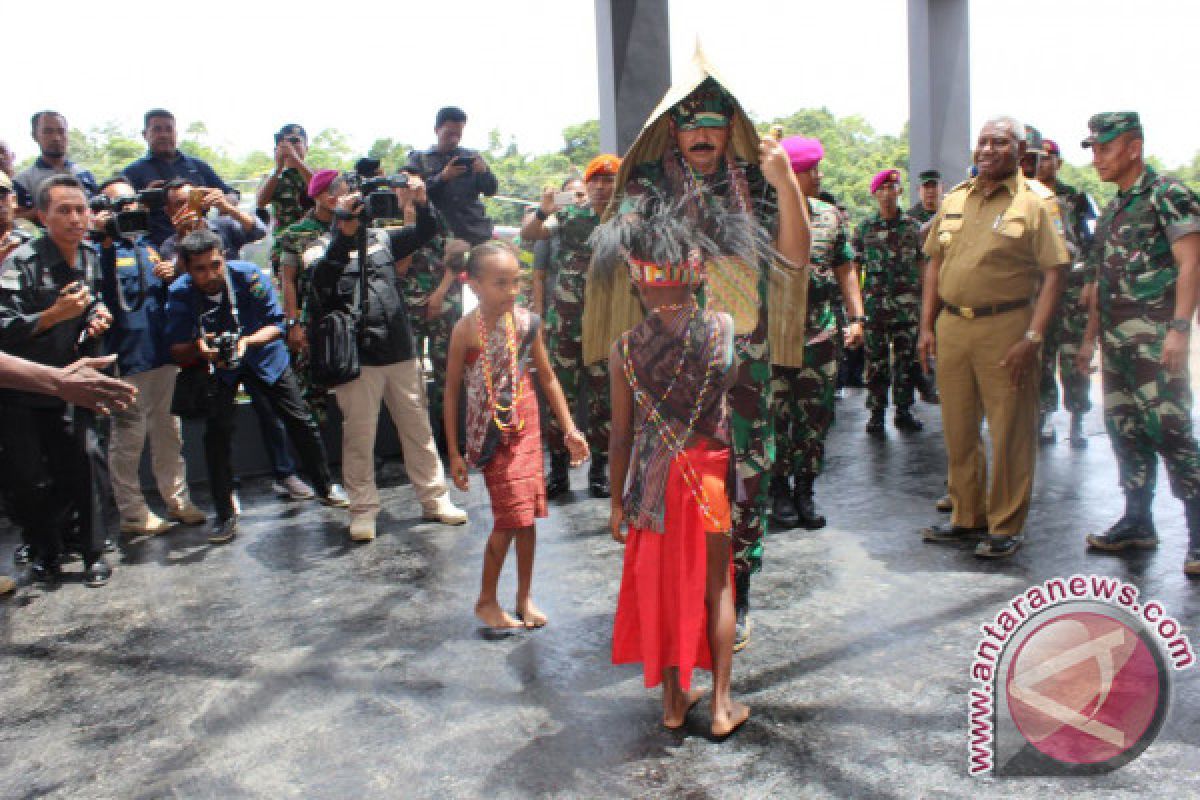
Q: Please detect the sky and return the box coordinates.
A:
[4,0,1198,174]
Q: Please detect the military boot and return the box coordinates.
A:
[734,570,751,653]
[546,452,571,499]
[794,474,826,530]
[588,454,610,498]
[769,475,799,530]
[866,410,886,436]
[894,407,924,432]
[1069,412,1087,449]
[1038,411,1057,444]
[1086,489,1158,551]
[1184,498,1200,577]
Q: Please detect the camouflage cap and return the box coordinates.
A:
[1023,124,1044,154]
[0,171,11,193]
[670,77,734,130]
[1081,111,1142,148]
[918,169,941,184]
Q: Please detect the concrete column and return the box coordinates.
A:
[907,0,971,202]
[595,0,672,155]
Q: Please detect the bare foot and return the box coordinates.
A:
[662,688,706,729]
[475,600,522,628]
[711,700,750,738]
[515,599,548,628]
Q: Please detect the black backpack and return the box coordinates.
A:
[308,231,368,388]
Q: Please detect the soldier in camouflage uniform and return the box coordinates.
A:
[274,169,341,417]
[1034,138,1096,447]
[857,169,925,434]
[521,157,618,498]
[585,70,812,650]
[401,203,464,452]
[906,170,942,404]
[1074,112,1200,576]
[769,137,863,531]
[257,124,314,276]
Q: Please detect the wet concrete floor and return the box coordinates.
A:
[1,386,1197,799]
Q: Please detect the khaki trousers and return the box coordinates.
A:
[935,308,1038,536]
[332,359,448,518]
[108,364,192,523]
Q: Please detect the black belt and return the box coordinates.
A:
[941,297,1031,319]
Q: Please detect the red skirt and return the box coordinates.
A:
[612,444,731,692]
[481,374,547,530]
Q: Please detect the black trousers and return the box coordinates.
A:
[205,367,332,520]
[0,403,107,562]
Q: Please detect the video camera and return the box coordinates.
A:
[341,172,409,223]
[89,188,166,240]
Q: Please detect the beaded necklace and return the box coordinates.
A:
[476,309,525,433]
[622,312,726,528]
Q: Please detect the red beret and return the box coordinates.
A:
[780,136,824,173]
[1042,139,1061,156]
[307,168,339,199]
[584,154,621,183]
[870,169,901,194]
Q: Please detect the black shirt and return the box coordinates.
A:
[405,147,498,245]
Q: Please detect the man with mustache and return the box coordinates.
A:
[917,116,1069,559]
[584,55,811,649]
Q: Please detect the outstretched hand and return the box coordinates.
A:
[56,355,136,414]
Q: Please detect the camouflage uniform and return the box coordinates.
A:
[544,205,609,458]
[275,211,332,415]
[624,157,779,577]
[403,230,462,433]
[771,198,850,480]
[1091,166,1200,500]
[907,203,937,226]
[854,211,924,411]
[266,167,312,275]
[1039,180,1096,414]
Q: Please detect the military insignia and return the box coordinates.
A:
[116,257,136,268]
[938,231,953,244]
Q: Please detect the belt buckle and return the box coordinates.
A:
[960,306,975,319]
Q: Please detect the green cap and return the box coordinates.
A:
[1082,112,1142,148]
[918,169,941,184]
[1023,124,1044,154]
[670,78,734,131]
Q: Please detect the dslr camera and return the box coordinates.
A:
[341,172,409,223]
[211,331,241,370]
[89,188,166,240]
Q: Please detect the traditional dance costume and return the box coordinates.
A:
[463,307,546,529]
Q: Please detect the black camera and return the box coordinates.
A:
[212,331,241,370]
[341,173,408,223]
[89,188,166,240]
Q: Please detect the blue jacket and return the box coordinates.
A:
[164,261,288,386]
[122,151,233,246]
[101,238,172,376]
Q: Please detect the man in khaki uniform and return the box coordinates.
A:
[917,117,1069,558]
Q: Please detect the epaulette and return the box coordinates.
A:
[1024,177,1054,200]
[947,178,973,194]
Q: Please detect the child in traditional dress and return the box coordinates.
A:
[601,200,756,738]
[444,242,589,629]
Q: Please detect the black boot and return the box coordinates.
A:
[866,410,886,435]
[1069,412,1087,449]
[1086,489,1157,551]
[769,475,799,530]
[546,452,570,499]
[588,454,610,498]
[1184,498,1200,577]
[734,570,751,653]
[894,407,924,432]
[794,474,827,529]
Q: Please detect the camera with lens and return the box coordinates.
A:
[88,188,166,240]
[212,331,241,370]
[341,172,409,223]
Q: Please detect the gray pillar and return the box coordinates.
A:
[907,0,971,202]
[595,0,671,155]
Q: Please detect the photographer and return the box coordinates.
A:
[0,175,114,586]
[307,173,465,541]
[256,123,314,237]
[92,178,207,536]
[159,179,267,262]
[165,230,347,544]
[405,107,497,245]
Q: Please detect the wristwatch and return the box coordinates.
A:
[1168,318,1191,333]
[1024,329,1043,344]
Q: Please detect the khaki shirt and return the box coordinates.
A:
[923,173,1069,308]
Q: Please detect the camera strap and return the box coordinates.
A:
[223,262,243,334]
